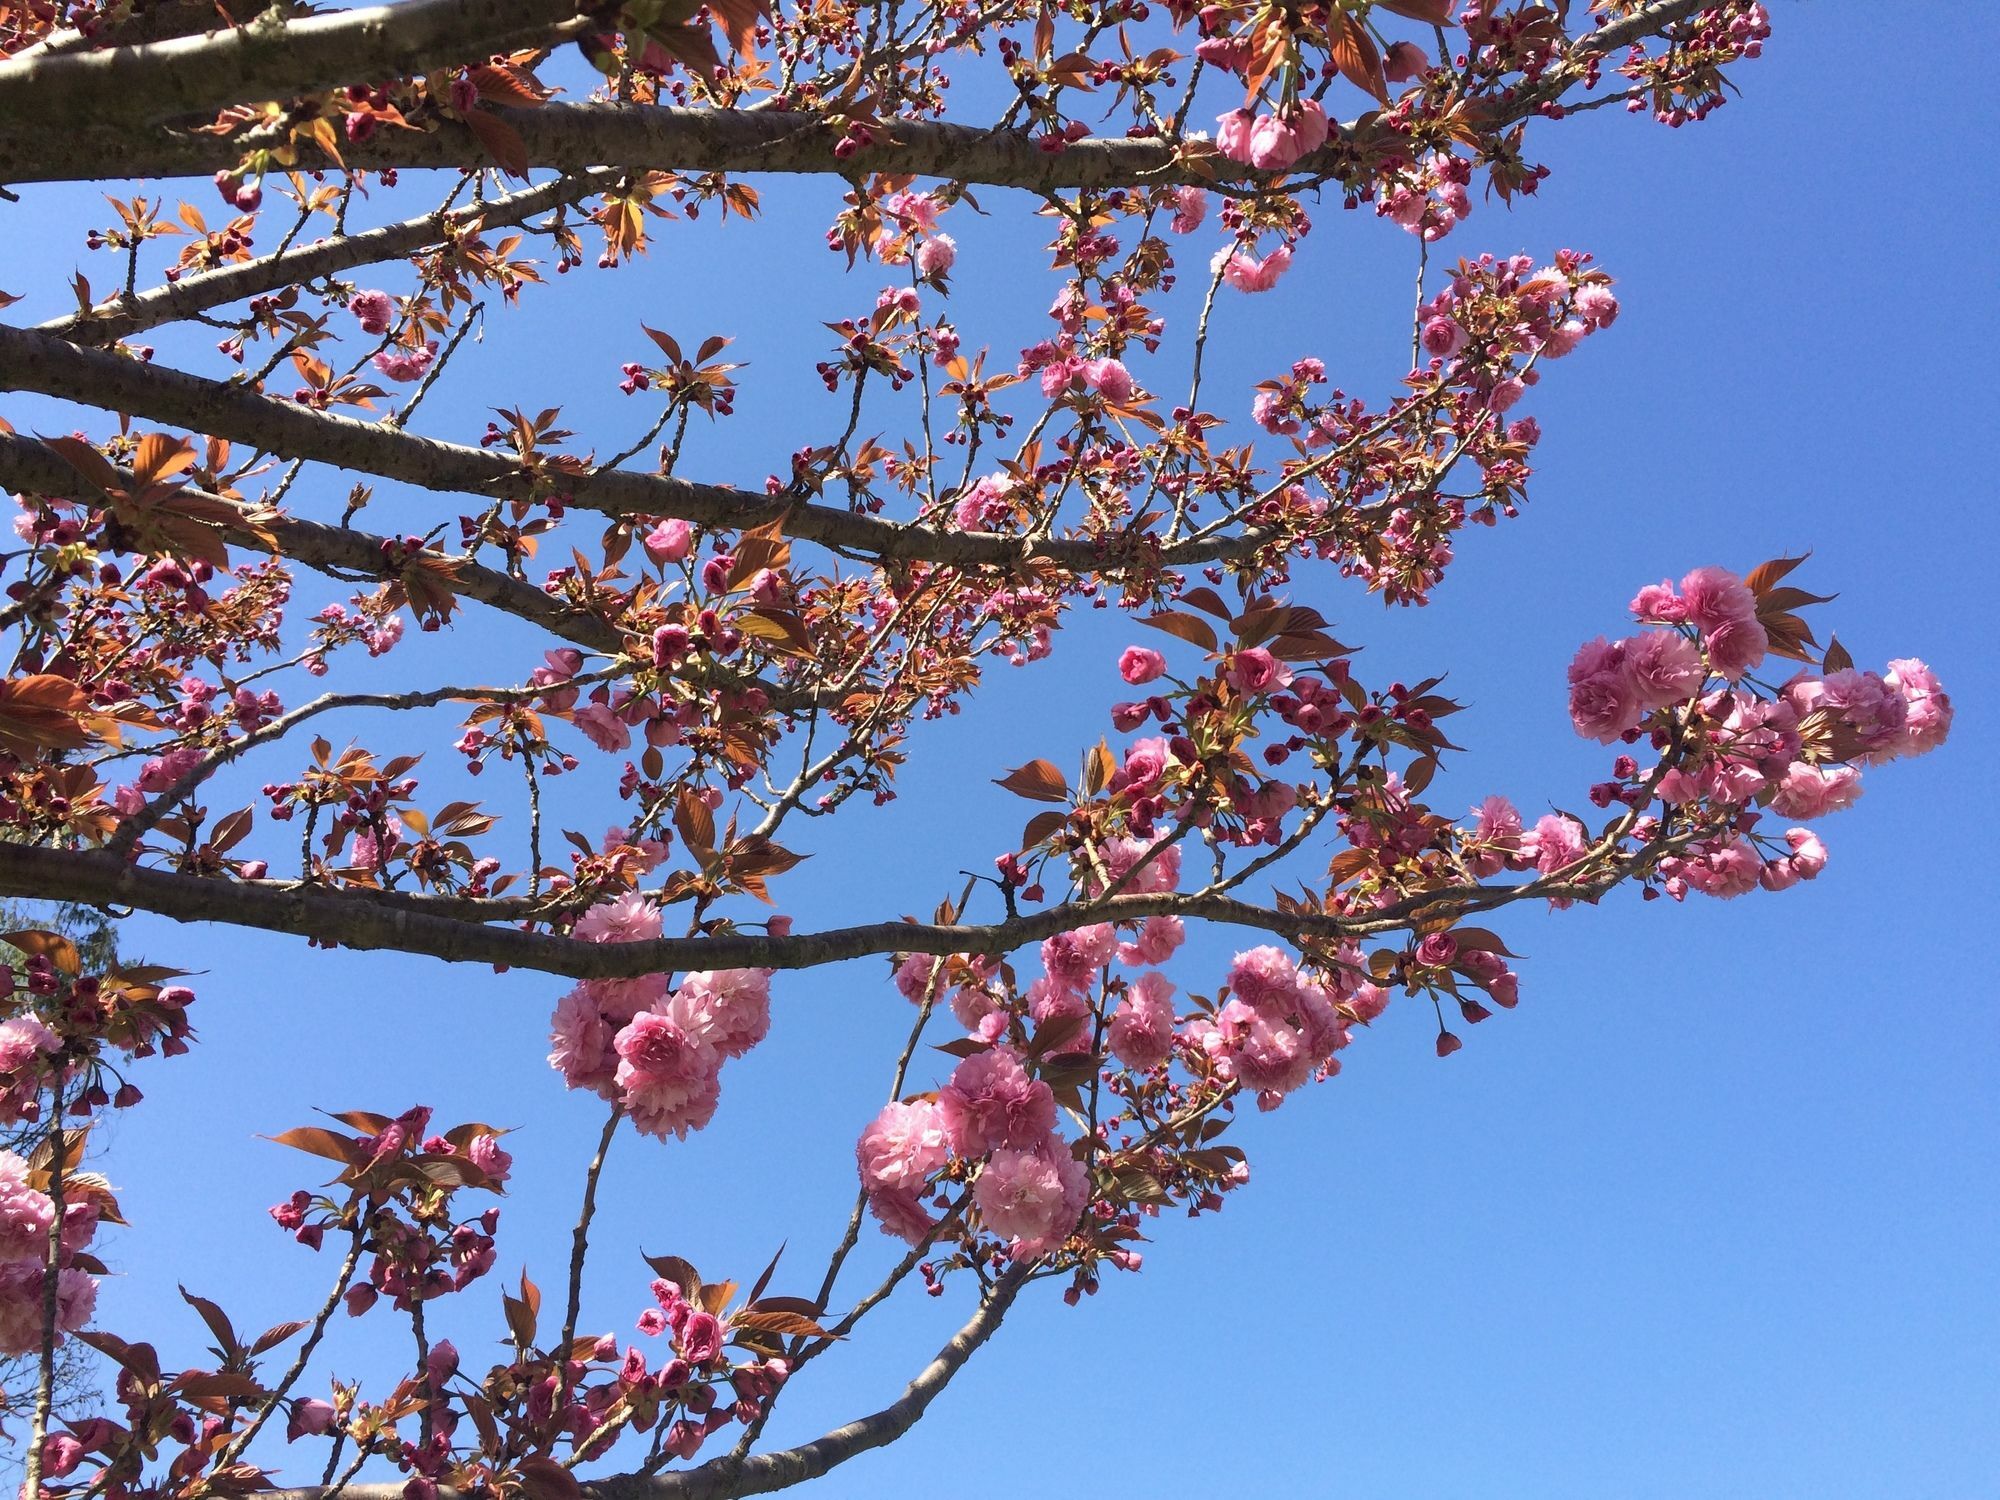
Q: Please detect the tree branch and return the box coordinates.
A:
[0,325,1264,568]
[0,0,1711,188]
[259,1267,1029,1500]
[0,0,586,131]
[42,171,617,349]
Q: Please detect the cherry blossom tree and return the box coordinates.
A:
[0,0,1958,1497]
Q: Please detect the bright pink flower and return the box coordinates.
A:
[1567,637,1643,743]
[1247,114,1304,171]
[613,1006,719,1106]
[372,341,436,383]
[466,1132,512,1184]
[1081,357,1135,403]
[1119,736,1170,791]
[1679,566,1758,633]
[644,519,694,564]
[856,1099,950,1194]
[1704,615,1769,681]
[1227,647,1284,693]
[1289,100,1329,154]
[1119,646,1167,684]
[1622,629,1706,709]
[1420,316,1465,358]
[938,1046,1056,1156]
[350,290,395,335]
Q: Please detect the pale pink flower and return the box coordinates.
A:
[573,702,632,752]
[1039,924,1117,990]
[866,1185,938,1244]
[0,1016,59,1075]
[644,519,694,564]
[1768,762,1863,819]
[974,1141,1086,1256]
[1573,283,1620,327]
[1885,658,1951,756]
[1683,836,1761,898]
[916,234,956,278]
[673,968,771,1058]
[1214,109,1255,164]
[1215,244,1291,293]
[575,893,663,945]
[856,1099,951,1194]
[1170,187,1208,235]
[1096,836,1180,895]
[549,988,616,1095]
[1226,946,1302,1016]
[1117,914,1184,967]
[1526,813,1588,875]
[1107,971,1176,1068]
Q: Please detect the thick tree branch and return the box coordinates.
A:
[0,0,1713,188]
[0,828,1676,981]
[0,0,586,131]
[0,324,1263,568]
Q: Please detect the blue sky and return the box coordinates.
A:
[3,4,1997,1497]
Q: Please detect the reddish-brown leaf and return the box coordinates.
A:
[994,758,1070,803]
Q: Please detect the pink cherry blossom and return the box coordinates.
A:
[938,1046,1056,1156]
[856,1098,951,1194]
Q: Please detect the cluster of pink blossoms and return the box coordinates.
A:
[1553,565,1952,899]
[0,1149,98,1356]
[547,894,772,1139]
[621,1278,790,1464]
[1214,102,1330,173]
[858,828,1390,1260]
